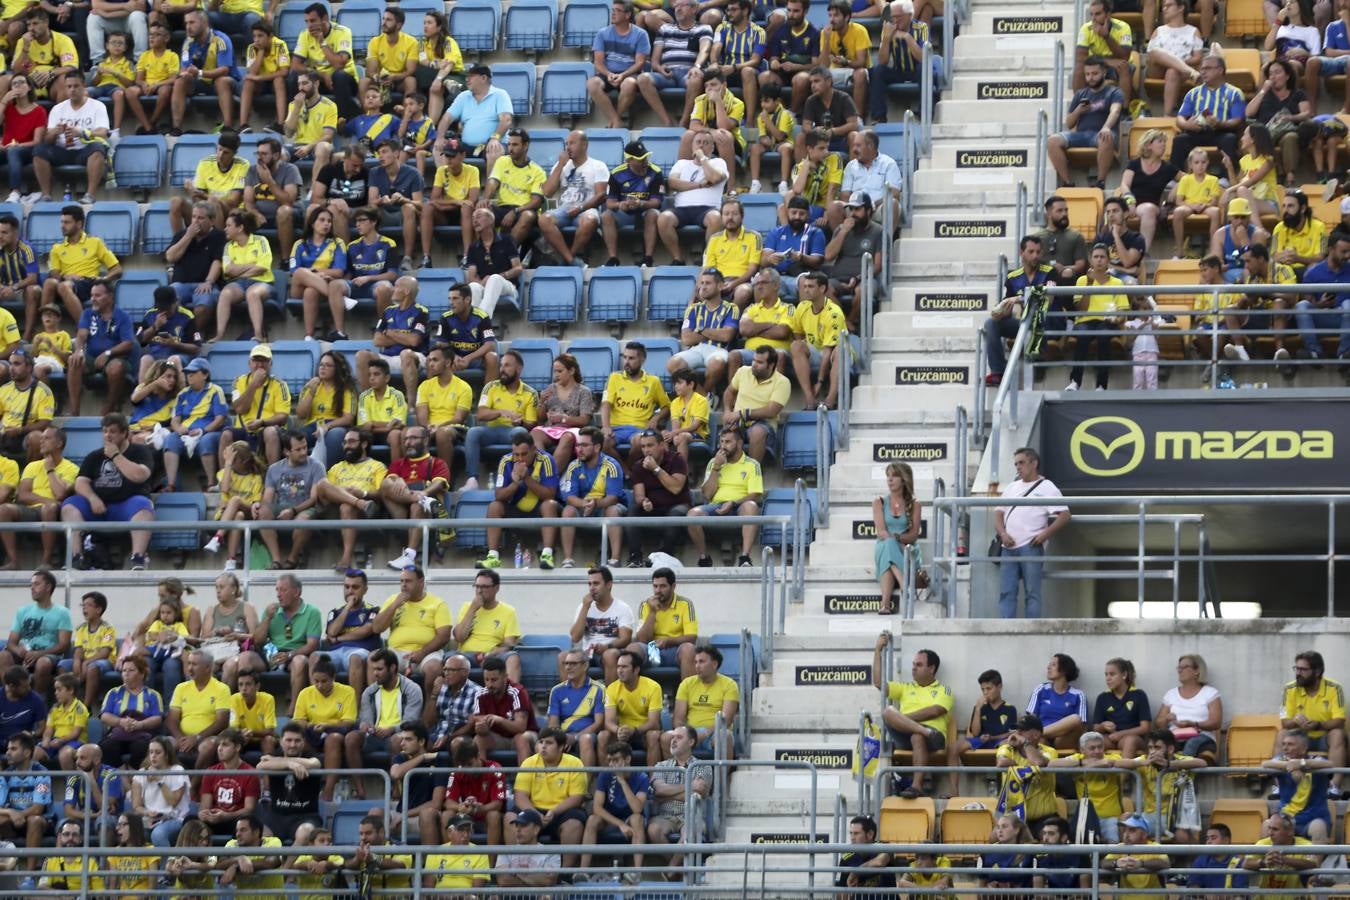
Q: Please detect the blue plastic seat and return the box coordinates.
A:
[24,202,66,255]
[452,489,494,549]
[115,271,168,323]
[524,127,568,170]
[0,202,20,226]
[761,487,816,547]
[874,122,908,164]
[586,266,641,323]
[86,201,139,256]
[415,267,465,319]
[507,337,559,390]
[640,127,686,172]
[335,4,381,48]
[740,193,783,235]
[111,135,165,192]
[275,0,320,45]
[169,134,222,188]
[449,0,500,51]
[540,62,593,118]
[398,0,444,15]
[330,800,371,845]
[206,341,259,392]
[151,493,207,551]
[586,127,628,169]
[632,336,680,392]
[268,341,322,394]
[63,418,104,461]
[561,0,608,47]
[780,410,835,471]
[142,202,175,254]
[565,337,618,393]
[493,62,536,117]
[329,339,373,382]
[526,267,581,324]
[517,643,569,694]
[646,266,698,322]
[505,0,556,52]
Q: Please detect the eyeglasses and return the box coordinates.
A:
[1293,666,1313,673]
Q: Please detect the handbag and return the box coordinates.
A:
[199,637,241,663]
[990,478,1046,558]
[1171,772,1202,833]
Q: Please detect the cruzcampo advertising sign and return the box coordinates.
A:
[1040,399,1346,492]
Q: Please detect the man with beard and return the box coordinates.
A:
[556,426,626,569]
[824,192,884,330]
[639,0,712,127]
[380,424,452,569]
[1047,56,1123,191]
[762,196,825,301]
[475,433,559,570]
[312,146,372,241]
[1294,234,1350,375]
[1100,196,1146,282]
[1279,650,1347,798]
[243,137,303,260]
[983,235,1060,387]
[323,429,387,573]
[623,429,691,565]
[600,341,670,471]
[463,348,538,491]
[670,267,738,392]
[1035,194,1090,288]
[760,0,820,114]
[284,69,338,174]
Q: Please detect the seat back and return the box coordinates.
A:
[561,0,609,46]
[587,266,642,323]
[142,203,175,254]
[64,418,105,462]
[493,62,537,117]
[150,494,207,550]
[1058,187,1104,242]
[647,266,699,321]
[1210,799,1269,844]
[587,128,628,169]
[1225,713,1281,767]
[761,487,814,547]
[116,271,169,323]
[632,337,681,391]
[527,267,582,324]
[939,797,996,845]
[873,122,909,163]
[740,194,783,235]
[641,128,687,172]
[414,268,466,319]
[1128,118,1179,159]
[781,410,833,471]
[87,201,139,256]
[335,6,381,46]
[879,796,936,843]
[170,134,221,187]
[207,341,260,392]
[527,127,569,170]
[453,489,495,549]
[540,63,594,117]
[449,0,500,51]
[565,337,619,393]
[507,337,560,390]
[504,0,557,52]
[111,135,166,190]
[268,341,323,394]
[24,202,66,255]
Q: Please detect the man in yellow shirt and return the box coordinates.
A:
[229,344,290,464]
[359,7,417,101]
[421,137,480,262]
[703,196,762,308]
[13,10,78,101]
[452,568,523,682]
[1074,0,1134,105]
[1242,812,1320,890]
[871,632,953,797]
[284,69,338,172]
[603,648,665,762]
[230,668,278,755]
[686,427,762,567]
[508,727,588,865]
[218,815,285,900]
[818,0,871,116]
[1280,649,1347,796]
[167,648,231,771]
[290,654,357,801]
[463,347,538,489]
[1103,814,1170,899]
[172,130,246,234]
[670,644,740,758]
[734,270,794,381]
[685,69,746,183]
[40,205,122,333]
[629,565,699,678]
[323,429,387,572]
[996,714,1061,822]
[0,350,55,467]
[369,564,452,684]
[600,340,670,467]
[422,814,490,892]
[481,128,547,246]
[789,270,848,409]
[287,3,358,119]
[721,344,790,461]
[415,346,473,473]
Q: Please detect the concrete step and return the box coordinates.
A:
[855,331,980,351]
[846,407,963,428]
[758,676,878,706]
[727,768,848,802]
[886,285,993,316]
[911,185,1021,208]
[850,381,976,408]
[930,120,1043,141]
[913,166,1030,192]
[957,32,1070,57]
[872,308,987,336]
[929,142,1037,172]
[702,851,828,889]
[935,96,1052,124]
[905,212,1017,242]
[832,428,956,468]
[893,258,1001,282]
[938,53,1059,75]
[750,709,870,732]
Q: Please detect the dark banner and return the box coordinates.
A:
[1040,399,1346,492]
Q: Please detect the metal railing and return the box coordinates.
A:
[1033,110,1049,224]
[929,492,1350,617]
[920,42,935,154]
[928,476,949,612]
[901,109,917,227]
[860,251,875,370]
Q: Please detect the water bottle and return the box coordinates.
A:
[513,543,523,568]
[522,548,532,568]
[62,187,72,202]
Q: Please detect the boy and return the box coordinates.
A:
[30,303,71,384]
[63,590,116,711]
[899,847,954,894]
[289,824,345,900]
[240,20,289,132]
[230,668,278,756]
[661,368,710,462]
[357,356,409,459]
[945,668,1015,796]
[397,92,436,174]
[37,672,87,770]
[1032,815,1089,890]
[749,82,795,194]
[785,128,843,226]
[124,23,180,135]
[346,87,398,157]
[579,741,649,878]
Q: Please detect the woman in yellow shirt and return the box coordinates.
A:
[1221,123,1279,219]
[419,11,464,123]
[1169,147,1223,251]
[296,350,357,466]
[105,813,156,898]
[1070,243,1126,391]
[216,208,275,342]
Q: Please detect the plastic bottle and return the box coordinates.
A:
[513,543,523,568]
[62,187,72,202]
[522,548,532,568]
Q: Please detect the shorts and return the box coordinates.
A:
[1307,734,1331,753]
[62,494,154,523]
[964,733,1009,751]
[253,200,284,223]
[172,282,221,308]
[269,501,319,519]
[671,205,714,228]
[649,813,684,834]
[86,85,122,99]
[58,655,113,676]
[394,648,444,671]
[378,204,415,228]
[694,729,738,756]
[50,276,96,304]
[1056,130,1106,148]
[33,355,63,373]
[566,503,628,519]
[803,343,839,369]
[886,723,946,751]
[35,143,108,167]
[185,77,230,96]
[534,806,587,840]
[1316,56,1350,76]
[610,424,643,445]
[227,278,277,299]
[323,644,372,673]
[672,343,729,368]
[648,68,692,89]
[493,204,523,226]
[386,350,426,374]
[656,644,684,667]
[11,504,47,525]
[547,207,601,228]
[338,279,391,301]
[830,67,857,88]
[694,499,755,515]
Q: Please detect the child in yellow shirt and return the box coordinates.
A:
[663,368,710,461]
[749,83,796,193]
[31,303,72,382]
[203,440,266,569]
[125,22,181,136]
[87,32,135,137]
[37,673,88,770]
[289,824,345,900]
[1169,147,1223,252]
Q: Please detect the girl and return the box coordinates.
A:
[144,600,190,699]
[215,208,275,343]
[981,815,1035,900]
[532,353,595,472]
[297,350,357,467]
[135,578,202,638]
[1169,146,1223,252]
[196,571,258,688]
[419,11,464,124]
[0,73,46,204]
[129,360,182,449]
[1069,243,1126,391]
[1123,295,1167,391]
[165,818,214,900]
[1222,123,1279,220]
[290,205,349,341]
[662,368,710,464]
[163,357,229,491]
[203,441,265,571]
[1094,657,1152,758]
[1265,0,1320,75]
[106,813,155,897]
[88,31,135,138]
[131,735,191,847]
[872,461,922,615]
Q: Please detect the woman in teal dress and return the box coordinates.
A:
[873,461,922,614]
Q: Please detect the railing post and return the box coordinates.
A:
[1137,500,1147,617]
[902,109,916,226]
[861,254,874,371]
[838,342,851,450]
[1330,501,1337,617]
[760,546,775,672]
[931,479,946,606]
[1052,41,1065,140]
[920,42,934,154]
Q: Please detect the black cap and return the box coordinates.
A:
[443,136,464,155]
[624,140,650,160]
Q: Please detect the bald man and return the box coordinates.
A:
[536,130,610,266]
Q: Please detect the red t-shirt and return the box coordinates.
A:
[389,454,450,489]
[473,681,538,734]
[201,762,261,814]
[445,759,506,808]
[2,104,47,147]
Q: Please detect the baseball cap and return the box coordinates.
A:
[468,63,492,78]
[449,814,474,829]
[513,809,543,827]
[846,192,873,209]
[38,303,61,316]
[185,358,211,374]
[250,345,273,360]
[1121,813,1150,831]
[624,140,650,160]
[1226,197,1252,217]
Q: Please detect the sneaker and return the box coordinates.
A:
[169,126,183,137]
[561,557,574,568]
[266,121,285,134]
[130,553,149,570]
[325,329,349,342]
[20,192,42,205]
[627,552,644,568]
[79,193,95,205]
[400,255,415,273]
[749,179,762,193]
[737,554,752,567]
[223,558,237,571]
[419,254,432,269]
[698,554,713,567]
[475,552,501,568]
[1065,380,1079,391]
[1223,343,1250,361]
[387,548,417,570]
[538,548,555,570]
[777,180,789,194]
[639,255,654,267]
[342,295,358,311]
[1330,784,1344,799]
[604,256,621,266]
[18,877,34,891]
[1326,178,1341,203]
[203,535,221,553]
[463,476,479,491]
[4,191,18,203]
[984,372,1002,387]
[1274,346,1295,377]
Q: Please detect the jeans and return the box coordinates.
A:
[464,425,528,481]
[87,10,148,64]
[867,63,919,121]
[998,542,1045,618]
[1170,129,1239,171]
[150,653,183,700]
[208,10,261,37]
[1070,319,1112,389]
[4,146,33,191]
[150,817,184,848]
[304,422,347,468]
[983,315,1021,375]
[1293,297,1350,358]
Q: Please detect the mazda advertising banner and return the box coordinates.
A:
[1040,399,1347,492]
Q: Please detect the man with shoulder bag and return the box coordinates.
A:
[993,447,1070,618]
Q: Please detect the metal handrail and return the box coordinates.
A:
[759,544,775,672]
[792,476,807,598]
[1014,180,1028,247]
[838,329,852,450]
[985,293,1034,490]
[737,625,753,752]
[1033,110,1048,223]
[953,404,968,499]
[901,109,916,226]
[1053,29,1067,134]
[929,476,948,608]
[860,251,875,370]
[920,41,934,154]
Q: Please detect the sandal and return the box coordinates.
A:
[265,560,286,570]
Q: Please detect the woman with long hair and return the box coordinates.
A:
[215,208,276,342]
[106,813,155,896]
[129,360,182,446]
[981,814,1036,900]
[1222,123,1279,219]
[1093,657,1152,758]
[296,350,356,466]
[291,206,349,340]
[165,818,214,900]
[132,736,191,847]
[134,578,202,641]
[1245,59,1315,186]
[197,571,258,689]
[871,461,922,614]
[0,73,45,206]
[419,10,464,124]
[532,353,595,472]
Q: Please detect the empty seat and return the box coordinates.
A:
[335,5,381,48]
[169,134,221,187]
[526,127,568,171]
[761,486,813,547]
[587,128,628,169]
[561,0,608,47]
[111,135,165,192]
[507,337,559,390]
[565,337,619,393]
[115,271,169,323]
[142,202,175,254]
[414,268,465,319]
[275,0,314,45]
[449,0,500,51]
[494,62,537,117]
[504,0,556,52]
[150,493,207,551]
[646,266,699,322]
[24,202,66,255]
[939,797,996,845]
[540,62,594,118]
[268,341,322,394]
[879,796,936,843]
[87,201,139,256]
[587,266,642,322]
[453,489,494,549]
[1209,799,1268,844]
[1225,714,1280,768]
[873,122,909,163]
[641,127,686,172]
[781,410,834,471]
[526,266,582,324]
[63,418,105,462]
[1058,187,1104,243]
[741,193,783,234]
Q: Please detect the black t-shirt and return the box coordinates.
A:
[315,162,371,204]
[269,766,322,815]
[630,449,692,508]
[78,443,155,503]
[466,235,520,280]
[835,850,897,897]
[1124,158,1179,206]
[802,91,857,149]
[1104,226,1147,270]
[393,752,436,812]
[1252,87,1307,125]
[167,228,227,285]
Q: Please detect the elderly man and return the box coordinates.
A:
[872,632,953,798]
[548,649,605,767]
[868,0,928,123]
[167,649,231,770]
[60,413,155,570]
[380,424,452,571]
[451,569,522,681]
[1242,813,1320,890]
[537,131,609,267]
[370,565,452,684]
[425,655,483,754]
[248,574,322,700]
[1170,54,1245,170]
[656,131,728,263]
[841,130,903,229]
[556,426,626,569]
[434,64,513,173]
[1264,729,1334,841]
[356,274,428,401]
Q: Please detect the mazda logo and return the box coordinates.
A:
[1070,416,1146,476]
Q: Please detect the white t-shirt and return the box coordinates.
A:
[555,156,610,210]
[1147,23,1203,60]
[1275,22,1321,56]
[670,157,728,209]
[575,597,636,655]
[1161,684,1221,738]
[133,765,192,819]
[48,98,110,150]
[996,476,1067,548]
